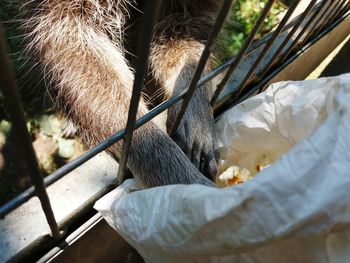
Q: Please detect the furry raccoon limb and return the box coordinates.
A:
[23,0,220,188]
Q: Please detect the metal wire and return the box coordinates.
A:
[338,0,350,17]
[0,24,60,239]
[340,0,350,16]
[278,0,328,65]
[116,0,161,184]
[231,0,301,100]
[260,0,318,76]
[303,0,332,47]
[168,0,235,137]
[297,0,348,55]
[216,12,350,116]
[313,0,338,39]
[0,0,348,223]
[325,0,349,27]
[211,0,276,105]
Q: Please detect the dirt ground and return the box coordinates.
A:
[0,116,84,205]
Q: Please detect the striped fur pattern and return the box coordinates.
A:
[19,0,221,188]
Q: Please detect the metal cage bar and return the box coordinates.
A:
[0,25,60,239]
[168,0,234,137]
[211,0,277,105]
[305,0,338,41]
[231,0,302,101]
[303,0,332,44]
[340,0,350,16]
[325,0,349,27]
[339,0,350,17]
[301,0,350,55]
[258,0,319,79]
[278,0,331,65]
[0,0,348,240]
[116,0,161,184]
[240,3,350,105]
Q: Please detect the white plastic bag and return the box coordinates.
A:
[95,74,350,263]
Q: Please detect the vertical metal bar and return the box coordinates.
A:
[300,0,347,53]
[300,0,333,46]
[211,0,276,105]
[339,0,350,16]
[116,0,161,184]
[345,0,350,14]
[168,0,235,137]
[329,0,347,24]
[0,24,60,239]
[326,0,349,26]
[315,0,344,33]
[314,0,346,36]
[232,0,301,100]
[255,0,320,82]
[278,0,331,64]
[306,0,339,41]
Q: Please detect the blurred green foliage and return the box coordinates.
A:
[218,0,285,61]
[0,0,285,117]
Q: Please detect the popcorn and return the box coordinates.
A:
[218,165,252,187]
[218,155,273,187]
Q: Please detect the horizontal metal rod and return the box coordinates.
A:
[0,3,329,216]
[0,85,188,216]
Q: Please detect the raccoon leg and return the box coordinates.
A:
[150,38,217,181]
[25,1,214,188]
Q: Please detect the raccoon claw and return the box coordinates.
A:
[189,141,217,180]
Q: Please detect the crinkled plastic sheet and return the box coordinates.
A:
[95,74,350,263]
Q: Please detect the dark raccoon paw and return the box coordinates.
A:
[166,107,217,181]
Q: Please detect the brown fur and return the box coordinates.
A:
[21,0,221,188]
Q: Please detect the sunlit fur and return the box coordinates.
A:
[20,0,221,188]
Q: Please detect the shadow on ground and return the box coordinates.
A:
[319,38,350,77]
